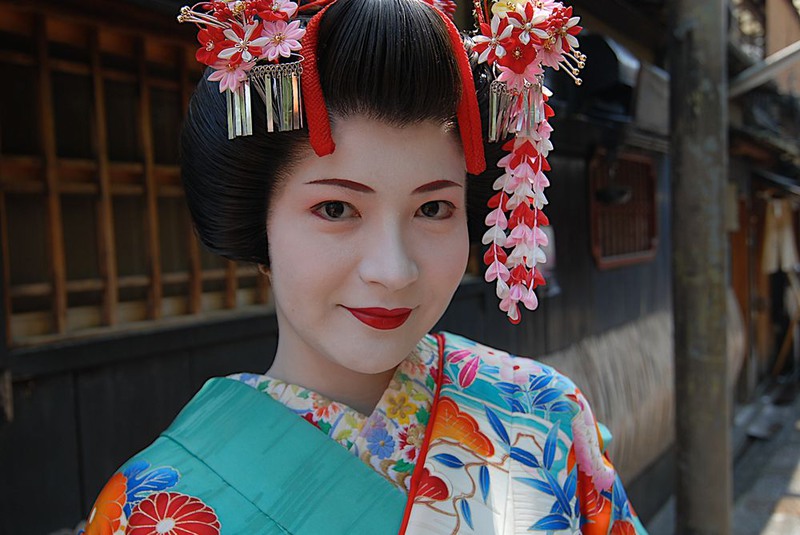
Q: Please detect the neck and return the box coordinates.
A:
[267,339,397,415]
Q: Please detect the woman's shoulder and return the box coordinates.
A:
[436,331,581,399]
[81,438,227,534]
[80,378,291,534]
[435,331,620,495]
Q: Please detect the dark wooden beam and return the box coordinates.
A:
[138,38,163,320]
[90,29,120,327]
[0,0,196,45]
[36,16,68,335]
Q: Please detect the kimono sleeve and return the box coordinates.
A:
[79,438,223,535]
[567,387,649,535]
[78,435,287,534]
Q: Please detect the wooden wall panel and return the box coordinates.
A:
[765,0,800,94]
[545,157,595,353]
[515,303,549,358]
[76,351,195,509]
[0,375,82,535]
[189,332,280,384]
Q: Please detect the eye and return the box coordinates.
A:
[312,201,358,220]
[416,200,455,220]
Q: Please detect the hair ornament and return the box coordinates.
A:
[299,2,337,158]
[178,1,307,138]
[434,7,486,175]
[474,0,585,323]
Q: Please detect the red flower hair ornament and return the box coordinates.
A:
[178,0,585,323]
[474,0,584,323]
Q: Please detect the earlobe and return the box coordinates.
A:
[258,264,271,278]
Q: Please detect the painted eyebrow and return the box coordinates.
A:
[304,178,463,194]
[412,180,463,194]
[305,178,374,192]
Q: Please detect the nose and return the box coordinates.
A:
[358,220,419,291]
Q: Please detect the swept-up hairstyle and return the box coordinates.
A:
[180,0,500,265]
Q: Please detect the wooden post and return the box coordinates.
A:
[138,39,163,320]
[36,16,68,334]
[225,261,237,309]
[90,29,119,326]
[179,52,204,315]
[669,0,732,533]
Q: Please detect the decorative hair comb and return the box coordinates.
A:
[178,1,307,138]
[473,0,585,323]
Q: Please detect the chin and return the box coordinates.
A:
[336,330,422,374]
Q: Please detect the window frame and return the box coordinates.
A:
[588,147,659,270]
[0,6,272,348]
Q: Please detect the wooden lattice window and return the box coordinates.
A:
[589,148,658,269]
[0,6,270,347]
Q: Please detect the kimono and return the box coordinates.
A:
[82,333,648,534]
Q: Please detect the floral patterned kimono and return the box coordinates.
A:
[82,333,647,534]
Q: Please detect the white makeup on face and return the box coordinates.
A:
[265,116,469,413]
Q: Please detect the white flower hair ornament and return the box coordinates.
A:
[178,0,307,138]
[473,0,585,323]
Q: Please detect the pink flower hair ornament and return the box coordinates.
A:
[178,0,307,137]
[474,0,585,323]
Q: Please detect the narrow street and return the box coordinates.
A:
[648,384,800,534]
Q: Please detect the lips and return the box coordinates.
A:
[344,307,413,330]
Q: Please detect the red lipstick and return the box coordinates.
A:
[344,307,412,330]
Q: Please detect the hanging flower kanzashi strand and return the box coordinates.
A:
[475,0,585,323]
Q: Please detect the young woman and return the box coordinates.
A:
[82,0,647,533]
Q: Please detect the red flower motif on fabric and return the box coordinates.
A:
[610,521,637,535]
[301,412,325,430]
[84,473,127,535]
[312,399,341,421]
[127,492,221,535]
[416,467,450,501]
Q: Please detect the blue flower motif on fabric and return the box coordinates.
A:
[366,426,395,459]
[121,460,179,516]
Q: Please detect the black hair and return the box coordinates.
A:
[181,0,502,265]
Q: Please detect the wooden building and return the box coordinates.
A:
[729,0,800,400]
[0,0,717,533]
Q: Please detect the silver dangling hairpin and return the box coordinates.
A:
[226,80,253,139]
[249,55,304,133]
[488,76,547,143]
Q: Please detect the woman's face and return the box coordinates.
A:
[267,116,469,380]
